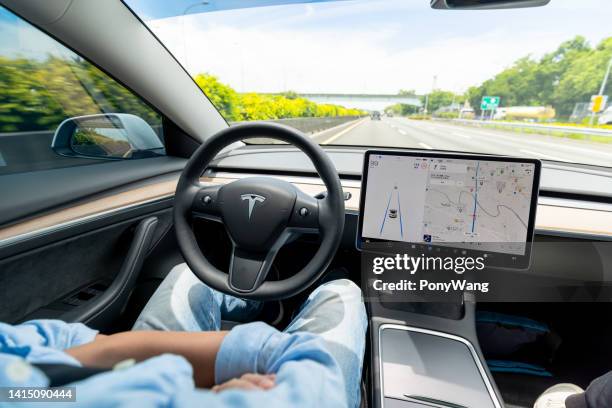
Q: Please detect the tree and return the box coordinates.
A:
[398,89,417,96]
[0,56,161,133]
[465,35,612,118]
[553,37,612,116]
[534,36,590,105]
[387,103,419,116]
[194,74,240,121]
[422,90,462,113]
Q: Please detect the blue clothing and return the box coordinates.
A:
[0,320,98,389]
[0,264,367,408]
[134,264,367,408]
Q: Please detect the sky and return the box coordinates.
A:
[115,0,612,95]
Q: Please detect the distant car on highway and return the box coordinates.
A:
[388,208,398,218]
[371,111,381,120]
[599,107,612,125]
[459,108,475,120]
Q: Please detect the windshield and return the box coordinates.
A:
[126,0,612,168]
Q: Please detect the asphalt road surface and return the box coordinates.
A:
[312,117,612,168]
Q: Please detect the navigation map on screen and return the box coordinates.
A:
[361,153,538,256]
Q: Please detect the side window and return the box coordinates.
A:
[0,6,165,175]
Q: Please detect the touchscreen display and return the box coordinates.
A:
[360,151,540,258]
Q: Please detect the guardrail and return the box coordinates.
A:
[231,115,363,134]
[0,116,363,173]
[447,118,612,139]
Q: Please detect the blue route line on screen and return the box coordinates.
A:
[471,161,480,233]
[397,190,404,239]
[379,191,392,235]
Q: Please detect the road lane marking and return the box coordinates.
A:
[457,129,612,158]
[320,118,367,144]
[451,131,472,139]
[412,121,612,162]
[398,129,407,135]
[426,126,437,131]
[519,149,566,162]
[313,119,361,138]
[419,142,433,149]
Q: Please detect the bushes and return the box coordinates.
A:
[194,74,239,121]
[0,56,160,133]
[193,73,365,122]
[434,112,459,119]
[0,56,364,134]
[407,114,431,120]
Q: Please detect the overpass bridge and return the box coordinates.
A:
[296,93,422,111]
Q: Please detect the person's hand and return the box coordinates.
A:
[212,373,276,393]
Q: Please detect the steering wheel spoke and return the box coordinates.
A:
[191,184,223,221]
[228,230,293,292]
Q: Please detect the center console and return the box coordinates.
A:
[370,296,502,408]
[358,151,541,408]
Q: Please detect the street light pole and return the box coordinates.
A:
[598,57,612,96]
[424,75,437,114]
[590,56,612,126]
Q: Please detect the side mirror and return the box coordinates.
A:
[431,0,550,10]
[51,113,165,160]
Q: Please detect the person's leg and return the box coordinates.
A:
[534,371,612,408]
[285,279,368,408]
[133,263,262,332]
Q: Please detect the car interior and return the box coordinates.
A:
[1,1,612,407]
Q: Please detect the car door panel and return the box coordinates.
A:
[0,5,199,332]
[0,156,186,228]
[59,216,159,329]
[0,205,175,328]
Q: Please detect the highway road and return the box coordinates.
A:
[312,117,612,168]
[3,116,611,175]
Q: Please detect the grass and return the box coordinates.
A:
[404,115,612,143]
[459,122,612,144]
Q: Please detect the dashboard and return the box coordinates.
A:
[1,145,611,258]
[209,145,612,240]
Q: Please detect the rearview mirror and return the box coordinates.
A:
[51,114,164,160]
[431,0,550,10]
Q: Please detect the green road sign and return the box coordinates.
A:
[481,96,500,111]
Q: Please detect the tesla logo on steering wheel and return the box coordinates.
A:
[240,194,266,220]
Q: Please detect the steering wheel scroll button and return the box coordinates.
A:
[315,190,351,201]
[193,186,221,217]
[288,191,319,230]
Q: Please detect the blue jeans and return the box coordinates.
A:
[133,263,367,408]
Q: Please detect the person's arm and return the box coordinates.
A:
[2,319,101,351]
[173,321,348,408]
[566,371,612,408]
[65,330,228,388]
[40,321,345,408]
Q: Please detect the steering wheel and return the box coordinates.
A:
[173,122,345,300]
